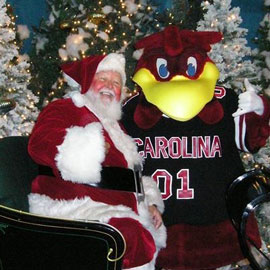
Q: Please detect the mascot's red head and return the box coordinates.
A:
[133,25,224,129]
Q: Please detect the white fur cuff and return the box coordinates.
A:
[142,176,164,213]
[55,122,105,184]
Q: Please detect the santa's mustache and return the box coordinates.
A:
[98,88,116,98]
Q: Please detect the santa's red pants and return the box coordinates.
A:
[109,217,156,269]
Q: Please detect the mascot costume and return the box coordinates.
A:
[122,26,270,270]
[27,53,166,270]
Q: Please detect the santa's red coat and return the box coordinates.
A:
[28,93,166,269]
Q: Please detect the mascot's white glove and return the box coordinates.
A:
[232,78,264,117]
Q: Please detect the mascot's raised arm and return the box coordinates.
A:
[122,25,270,270]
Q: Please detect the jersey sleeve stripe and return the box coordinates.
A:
[234,115,249,152]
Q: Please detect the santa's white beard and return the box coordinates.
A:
[84,89,122,121]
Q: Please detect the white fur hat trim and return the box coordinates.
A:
[96,53,126,86]
[63,72,81,89]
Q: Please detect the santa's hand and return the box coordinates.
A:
[148,205,163,229]
[232,78,264,117]
[105,142,110,154]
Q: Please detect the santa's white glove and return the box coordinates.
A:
[232,78,264,117]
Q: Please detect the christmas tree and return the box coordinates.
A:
[197,2,270,265]
[150,0,204,31]
[29,0,203,107]
[242,0,270,171]
[253,1,270,94]
[196,0,270,171]
[0,0,39,137]
[196,0,257,90]
[29,0,162,107]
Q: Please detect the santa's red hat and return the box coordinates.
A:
[61,53,126,94]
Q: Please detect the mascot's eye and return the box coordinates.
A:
[156,58,170,79]
[186,57,197,77]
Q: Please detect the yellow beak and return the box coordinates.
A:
[133,62,219,121]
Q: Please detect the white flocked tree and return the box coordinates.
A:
[196,0,270,172]
[198,1,270,264]
[197,0,258,91]
[0,0,39,137]
[243,0,270,171]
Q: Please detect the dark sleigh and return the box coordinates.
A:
[0,136,125,270]
[226,166,270,270]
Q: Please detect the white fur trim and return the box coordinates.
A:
[82,96,143,168]
[70,92,142,168]
[28,193,137,223]
[96,53,126,86]
[137,202,167,249]
[142,176,164,214]
[101,117,142,169]
[28,193,166,250]
[55,122,105,184]
[69,91,86,107]
[63,72,80,88]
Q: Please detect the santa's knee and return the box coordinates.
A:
[109,217,156,269]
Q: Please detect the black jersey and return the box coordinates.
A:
[122,87,246,226]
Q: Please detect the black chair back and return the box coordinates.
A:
[0,136,37,211]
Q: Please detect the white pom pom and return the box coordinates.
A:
[63,73,80,88]
[70,92,85,108]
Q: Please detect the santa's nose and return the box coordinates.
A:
[105,80,113,89]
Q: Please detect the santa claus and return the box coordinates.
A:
[27,53,167,270]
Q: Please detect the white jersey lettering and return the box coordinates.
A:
[136,135,222,159]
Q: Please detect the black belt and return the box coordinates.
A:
[99,166,143,195]
[39,165,144,197]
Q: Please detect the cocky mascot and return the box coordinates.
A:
[27,53,166,270]
[122,26,270,270]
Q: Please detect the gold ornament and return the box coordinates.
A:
[87,13,106,25]
[60,21,72,30]
[254,163,261,169]
[0,99,16,114]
